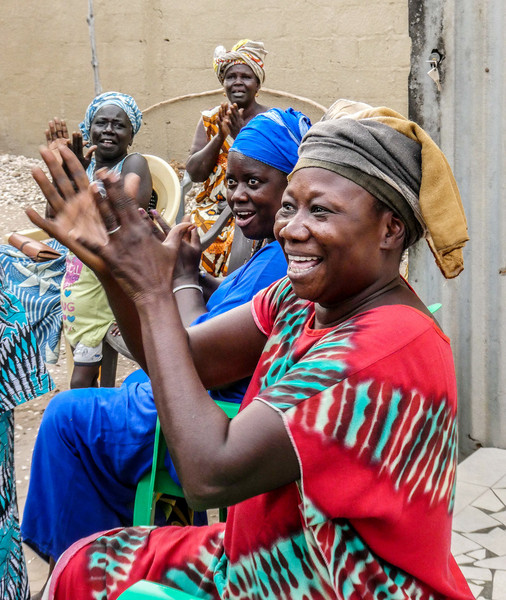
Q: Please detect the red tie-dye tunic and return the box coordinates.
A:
[49,278,473,600]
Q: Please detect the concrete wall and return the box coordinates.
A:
[408,0,506,456]
[1,0,411,162]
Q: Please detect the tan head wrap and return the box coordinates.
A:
[290,100,468,279]
[213,39,267,86]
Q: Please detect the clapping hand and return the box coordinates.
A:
[70,130,97,170]
[28,144,192,305]
[45,117,96,169]
[45,118,71,164]
[27,145,110,274]
[217,102,245,141]
[138,209,201,285]
[226,103,245,139]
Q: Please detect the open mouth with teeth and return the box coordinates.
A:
[234,210,256,228]
[287,254,322,273]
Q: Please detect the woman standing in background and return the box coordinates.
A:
[186,39,269,276]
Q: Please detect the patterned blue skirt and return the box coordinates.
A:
[0,274,53,598]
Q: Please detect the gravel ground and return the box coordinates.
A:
[0,154,48,236]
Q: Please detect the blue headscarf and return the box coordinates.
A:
[79,91,143,143]
[230,108,311,174]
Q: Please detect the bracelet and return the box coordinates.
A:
[172,284,203,294]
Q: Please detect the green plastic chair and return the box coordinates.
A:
[133,400,240,526]
[117,580,199,600]
[427,302,442,314]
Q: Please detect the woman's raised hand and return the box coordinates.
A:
[27,145,110,274]
[154,213,202,284]
[83,172,193,306]
[45,118,96,169]
[28,145,193,303]
[45,118,71,164]
[217,102,245,140]
[217,102,232,140]
[139,209,201,286]
[71,131,97,170]
[226,103,245,139]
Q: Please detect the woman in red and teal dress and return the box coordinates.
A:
[31,100,473,599]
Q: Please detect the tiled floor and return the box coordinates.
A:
[453,448,506,599]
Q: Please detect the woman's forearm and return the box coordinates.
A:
[185,133,224,182]
[137,295,231,496]
[173,286,208,327]
[135,296,288,509]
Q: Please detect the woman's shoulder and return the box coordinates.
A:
[122,152,148,169]
[321,304,452,377]
[120,153,151,182]
[357,304,447,341]
[201,105,222,119]
[252,276,311,336]
[327,304,449,353]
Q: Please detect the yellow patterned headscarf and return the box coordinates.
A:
[213,39,267,86]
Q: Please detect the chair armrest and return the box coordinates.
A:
[200,205,233,251]
[104,326,134,361]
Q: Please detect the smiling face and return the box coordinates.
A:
[226,153,288,240]
[274,167,396,310]
[90,105,133,162]
[223,64,260,108]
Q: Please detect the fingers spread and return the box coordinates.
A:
[25,207,57,238]
[38,146,78,200]
[31,165,66,213]
[99,171,140,225]
[59,146,90,191]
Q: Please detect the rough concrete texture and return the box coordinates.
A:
[1,0,410,162]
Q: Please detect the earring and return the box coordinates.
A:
[223,92,226,97]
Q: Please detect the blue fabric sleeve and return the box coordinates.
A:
[191,241,287,327]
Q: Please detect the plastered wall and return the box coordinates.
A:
[1,0,410,162]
